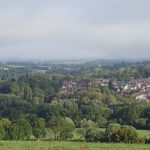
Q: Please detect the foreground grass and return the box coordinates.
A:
[0,141,150,150]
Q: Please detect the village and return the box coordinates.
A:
[60,77,150,102]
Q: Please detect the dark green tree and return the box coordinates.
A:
[24,85,32,101]
[9,119,32,140]
[0,124,5,140]
[29,116,46,139]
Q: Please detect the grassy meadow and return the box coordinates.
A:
[137,130,150,138]
[0,141,150,150]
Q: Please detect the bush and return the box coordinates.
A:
[85,128,105,142]
[105,123,121,142]
[110,126,143,143]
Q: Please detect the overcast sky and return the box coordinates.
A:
[0,0,150,60]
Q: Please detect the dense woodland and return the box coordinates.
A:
[0,60,150,143]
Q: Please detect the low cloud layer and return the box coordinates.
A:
[0,0,150,60]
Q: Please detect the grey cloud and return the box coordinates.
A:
[0,0,150,60]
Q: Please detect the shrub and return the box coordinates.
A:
[85,128,105,142]
[110,126,143,143]
[105,123,121,142]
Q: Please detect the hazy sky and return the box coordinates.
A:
[0,0,150,60]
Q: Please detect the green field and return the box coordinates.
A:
[0,141,150,150]
[137,130,150,137]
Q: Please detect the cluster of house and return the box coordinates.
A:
[60,78,111,93]
[128,79,150,102]
[60,80,93,93]
[60,77,150,102]
[111,78,150,101]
